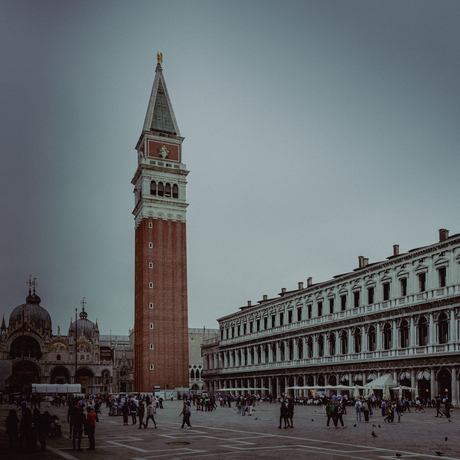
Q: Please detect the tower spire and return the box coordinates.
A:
[140,54,180,136]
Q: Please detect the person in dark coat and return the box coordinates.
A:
[19,407,34,451]
[33,408,47,451]
[6,409,19,448]
[72,407,86,451]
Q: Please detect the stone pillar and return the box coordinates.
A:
[293,340,298,360]
[348,329,353,355]
[452,368,458,405]
[302,337,307,360]
[269,343,274,363]
[247,347,252,366]
[313,336,318,358]
[430,368,437,398]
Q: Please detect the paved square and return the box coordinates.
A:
[1,401,459,459]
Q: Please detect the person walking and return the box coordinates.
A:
[145,402,157,428]
[179,402,191,429]
[138,401,147,429]
[326,398,337,428]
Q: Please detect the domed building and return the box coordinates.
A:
[0,278,133,395]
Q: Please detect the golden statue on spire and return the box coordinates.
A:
[157,52,163,65]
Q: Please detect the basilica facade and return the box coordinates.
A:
[202,229,460,404]
[0,281,133,395]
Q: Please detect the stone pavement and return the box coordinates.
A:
[1,400,459,460]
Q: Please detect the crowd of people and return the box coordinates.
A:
[3,390,454,452]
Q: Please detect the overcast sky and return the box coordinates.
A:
[1,0,460,335]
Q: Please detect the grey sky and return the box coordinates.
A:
[1,1,459,335]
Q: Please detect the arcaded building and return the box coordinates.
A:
[202,229,460,404]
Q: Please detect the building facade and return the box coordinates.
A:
[188,328,219,392]
[0,281,133,394]
[202,229,460,404]
[132,55,189,392]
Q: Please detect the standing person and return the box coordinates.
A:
[436,396,443,418]
[278,400,288,429]
[86,406,97,451]
[354,398,362,423]
[121,401,129,425]
[145,402,157,428]
[138,401,146,429]
[241,396,246,416]
[363,399,370,423]
[5,409,19,449]
[179,402,191,429]
[287,398,294,428]
[130,400,138,425]
[444,396,451,419]
[33,408,47,451]
[19,407,34,451]
[72,407,85,451]
[396,399,403,423]
[335,401,346,428]
[326,399,337,428]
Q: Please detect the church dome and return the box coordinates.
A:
[9,288,52,331]
[69,306,95,340]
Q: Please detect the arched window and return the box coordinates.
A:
[318,335,324,357]
[150,181,157,195]
[297,340,303,359]
[196,369,200,380]
[368,326,376,351]
[329,333,336,356]
[341,331,348,354]
[165,183,171,197]
[158,182,164,197]
[383,323,392,350]
[190,369,195,379]
[307,337,313,358]
[438,313,449,344]
[400,320,409,348]
[354,328,361,353]
[418,316,428,346]
[57,354,61,361]
[172,184,179,199]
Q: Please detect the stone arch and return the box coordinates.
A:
[50,366,71,384]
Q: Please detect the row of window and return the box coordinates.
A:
[216,314,450,366]
[150,181,179,198]
[222,268,450,339]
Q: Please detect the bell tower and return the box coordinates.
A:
[132,54,189,392]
